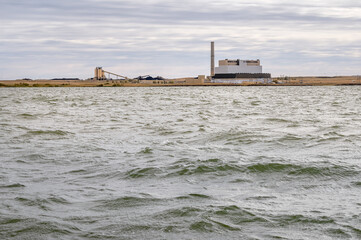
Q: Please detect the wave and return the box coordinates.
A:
[152,204,267,233]
[325,228,352,238]
[14,129,74,141]
[94,196,161,210]
[17,113,38,119]
[155,206,202,218]
[125,167,162,179]
[0,217,80,239]
[27,130,71,136]
[67,169,88,174]
[15,196,70,210]
[31,96,59,103]
[277,134,304,142]
[352,181,361,187]
[206,130,268,145]
[266,117,294,123]
[167,158,244,176]
[273,214,335,225]
[247,162,360,178]
[176,194,211,199]
[247,163,295,173]
[246,196,276,201]
[138,147,153,154]
[288,165,359,177]
[0,183,25,188]
[121,158,360,181]
[122,158,245,179]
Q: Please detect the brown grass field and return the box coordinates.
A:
[0,76,360,87]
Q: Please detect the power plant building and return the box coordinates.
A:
[210,42,271,84]
[216,59,262,74]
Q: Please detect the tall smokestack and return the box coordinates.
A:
[211,41,215,77]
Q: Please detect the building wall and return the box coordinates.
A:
[216,59,262,74]
[215,65,262,74]
[219,60,238,66]
[214,73,271,79]
[246,60,260,66]
[219,59,260,66]
[94,67,105,80]
[212,78,272,84]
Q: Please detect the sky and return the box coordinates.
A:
[0,0,360,79]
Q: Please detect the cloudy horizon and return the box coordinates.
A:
[1,0,360,79]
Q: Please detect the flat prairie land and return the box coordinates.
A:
[0,76,360,87]
[274,76,361,86]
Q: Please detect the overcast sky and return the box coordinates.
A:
[0,0,360,79]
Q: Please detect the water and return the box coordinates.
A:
[0,86,360,239]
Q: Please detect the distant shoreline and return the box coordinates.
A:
[1,76,360,87]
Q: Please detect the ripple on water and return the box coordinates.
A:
[246,162,360,178]
[352,182,361,187]
[0,182,25,188]
[274,214,335,226]
[125,167,162,179]
[206,129,269,145]
[176,194,212,200]
[167,158,244,177]
[15,196,70,210]
[121,158,360,182]
[17,113,38,119]
[0,217,80,239]
[325,228,352,238]
[94,196,162,210]
[14,130,74,142]
[1,87,361,239]
[152,205,267,233]
[27,130,72,136]
[14,153,57,165]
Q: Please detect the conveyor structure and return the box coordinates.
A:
[94,67,128,80]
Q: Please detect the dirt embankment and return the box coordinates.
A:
[0,76,360,87]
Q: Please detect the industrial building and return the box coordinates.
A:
[92,42,270,85]
[94,67,128,81]
[94,67,105,80]
[216,59,262,74]
[210,42,271,84]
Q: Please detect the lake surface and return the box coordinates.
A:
[0,86,360,239]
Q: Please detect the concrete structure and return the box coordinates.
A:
[213,58,271,84]
[211,78,272,84]
[210,42,271,84]
[185,76,205,84]
[94,67,128,80]
[211,42,215,76]
[215,59,262,74]
[197,75,206,83]
[94,67,105,80]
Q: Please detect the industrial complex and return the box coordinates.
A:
[2,41,360,87]
[92,42,271,85]
[210,42,271,84]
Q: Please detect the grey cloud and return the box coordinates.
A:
[0,0,360,79]
[3,0,360,24]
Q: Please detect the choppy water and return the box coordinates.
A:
[0,86,361,239]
